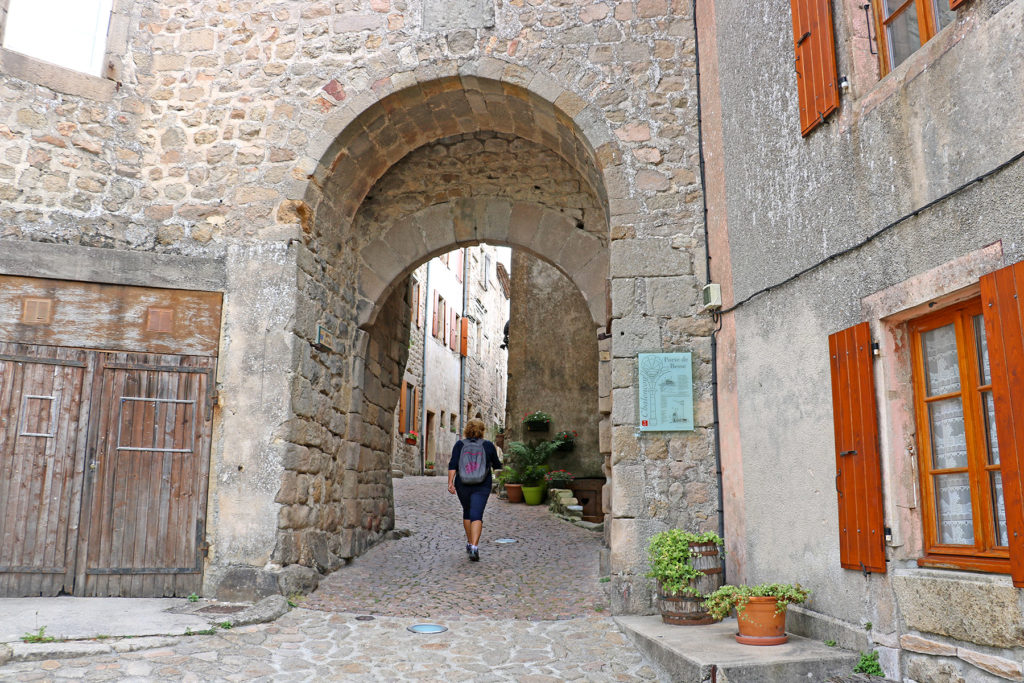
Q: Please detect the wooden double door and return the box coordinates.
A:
[0,342,215,597]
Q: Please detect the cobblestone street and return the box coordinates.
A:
[305,476,610,620]
[0,477,667,681]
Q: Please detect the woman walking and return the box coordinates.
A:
[447,419,502,561]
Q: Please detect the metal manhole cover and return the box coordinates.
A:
[407,623,448,634]
[196,605,246,615]
[355,616,375,621]
[494,538,517,544]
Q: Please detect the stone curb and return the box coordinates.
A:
[2,597,292,664]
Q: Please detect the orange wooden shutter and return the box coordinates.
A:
[980,262,1024,587]
[790,0,839,136]
[431,293,439,337]
[399,380,408,433]
[950,0,968,8]
[828,322,886,573]
[413,386,420,431]
[460,317,469,357]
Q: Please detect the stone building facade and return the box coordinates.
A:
[390,243,509,475]
[699,0,1024,678]
[0,0,714,610]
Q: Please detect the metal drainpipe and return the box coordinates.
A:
[420,261,431,474]
[458,247,469,435]
[692,0,727,584]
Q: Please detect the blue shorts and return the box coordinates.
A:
[455,482,491,522]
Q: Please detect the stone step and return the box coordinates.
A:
[616,616,861,683]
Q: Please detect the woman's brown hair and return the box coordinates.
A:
[463,418,486,439]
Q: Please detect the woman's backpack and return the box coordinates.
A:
[457,439,488,484]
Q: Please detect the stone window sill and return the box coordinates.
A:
[0,47,115,101]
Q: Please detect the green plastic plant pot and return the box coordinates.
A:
[521,485,546,505]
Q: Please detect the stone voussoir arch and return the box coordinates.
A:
[358,197,608,329]
[296,57,631,245]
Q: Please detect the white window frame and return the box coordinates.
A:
[0,0,131,100]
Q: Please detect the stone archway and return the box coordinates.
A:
[270,73,617,577]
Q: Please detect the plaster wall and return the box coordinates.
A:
[506,252,602,478]
[702,0,1024,675]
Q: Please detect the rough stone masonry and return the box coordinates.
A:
[0,0,716,612]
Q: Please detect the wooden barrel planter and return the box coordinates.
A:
[657,542,724,625]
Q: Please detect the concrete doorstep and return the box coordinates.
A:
[0,595,290,666]
[616,616,861,683]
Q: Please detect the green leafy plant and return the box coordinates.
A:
[544,469,574,486]
[219,621,233,629]
[864,621,873,631]
[599,576,611,583]
[853,651,885,677]
[646,529,724,596]
[424,460,435,469]
[21,626,57,643]
[824,639,837,647]
[702,583,810,621]
[522,410,552,426]
[505,440,558,485]
[403,430,419,444]
[187,592,199,603]
[496,467,521,485]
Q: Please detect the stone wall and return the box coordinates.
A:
[506,252,602,478]
[0,0,713,608]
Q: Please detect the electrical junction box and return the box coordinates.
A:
[702,283,722,311]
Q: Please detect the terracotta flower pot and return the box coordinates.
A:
[405,437,417,445]
[735,596,788,645]
[505,483,524,503]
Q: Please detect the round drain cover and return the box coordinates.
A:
[355,616,375,621]
[494,538,517,544]
[407,623,448,634]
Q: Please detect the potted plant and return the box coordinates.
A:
[493,424,506,449]
[404,430,419,445]
[702,583,810,645]
[423,460,435,475]
[522,410,552,432]
[496,467,524,503]
[553,430,577,452]
[647,530,725,625]
[506,440,557,505]
[544,469,574,487]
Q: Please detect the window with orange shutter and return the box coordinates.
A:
[869,0,959,76]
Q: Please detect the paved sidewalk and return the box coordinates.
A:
[305,476,609,620]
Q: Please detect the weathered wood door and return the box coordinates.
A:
[77,353,215,597]
[0,344,90,596]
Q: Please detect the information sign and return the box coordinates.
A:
[637,352,694,432]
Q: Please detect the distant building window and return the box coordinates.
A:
[2,0,114,76]
[482,254,491,290]
[871,0,957,75]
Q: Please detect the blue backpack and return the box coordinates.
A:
[457,439,488,485]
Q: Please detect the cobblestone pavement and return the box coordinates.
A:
[0,477,668,681]
[304,476,610,620]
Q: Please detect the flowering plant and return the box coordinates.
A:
[403,430,419,443]
[555,430,577,442]
[544,469,574,485]
[522,410,552,425]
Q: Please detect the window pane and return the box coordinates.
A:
[886,4,922,70]
[883,0,911,16]
[974,314,991,385]
[933,0,956,31]
[981,391,999,465]
[921,323,960,395]
[928,397,968,470]
[935,472,974,544]
[991,471,1008,546]
[3,0,113,76]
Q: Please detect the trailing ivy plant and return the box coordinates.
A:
[702,582,810,620]
[645,529,724,596]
